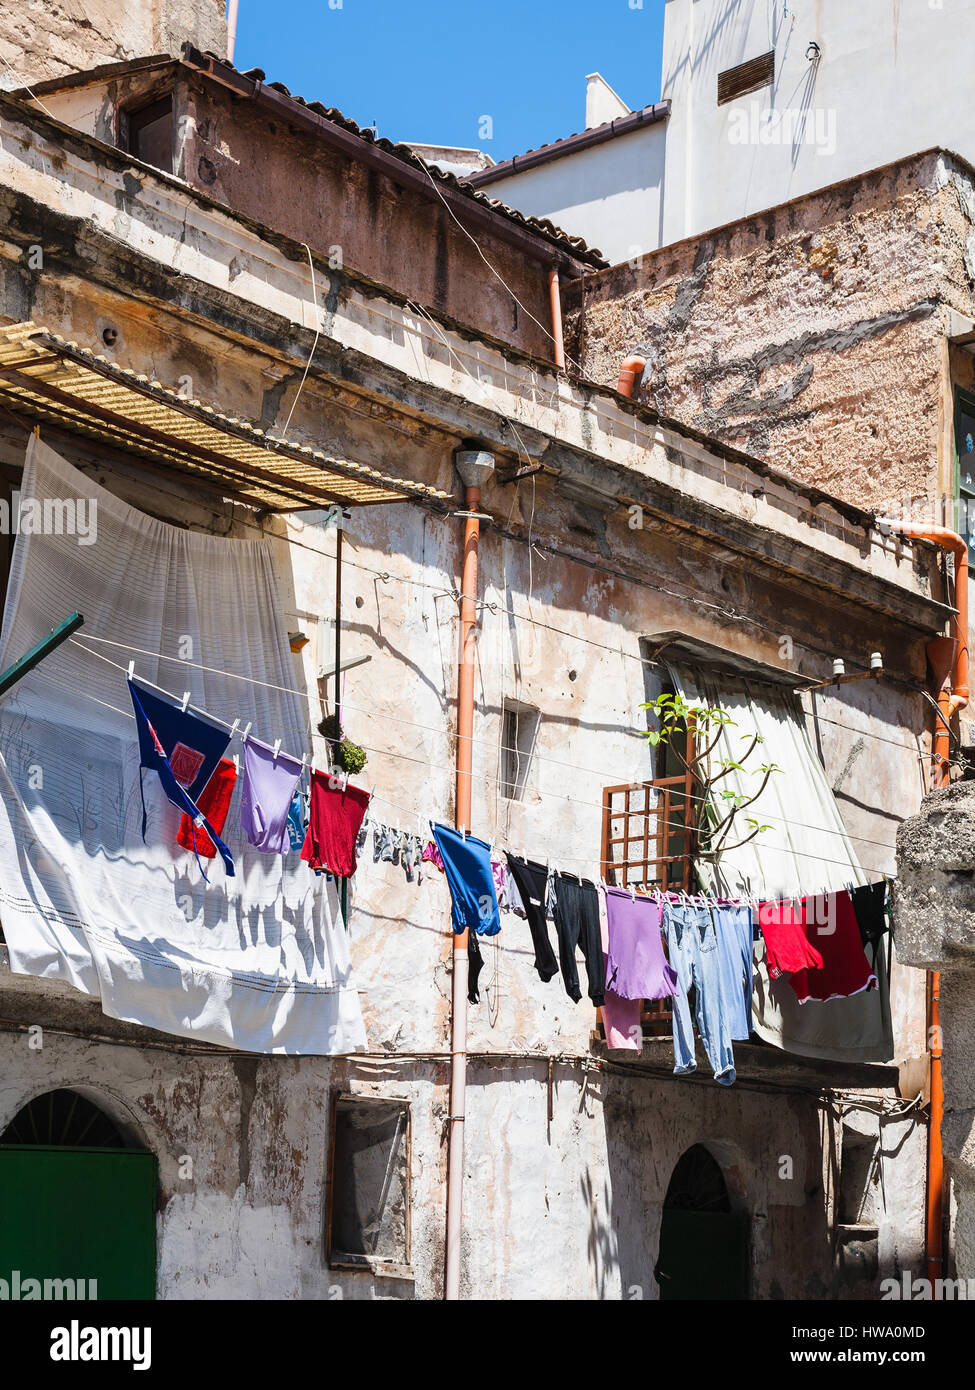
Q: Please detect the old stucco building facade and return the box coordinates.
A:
[0,8,960,1301]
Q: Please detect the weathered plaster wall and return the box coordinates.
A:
[0,1,226,87]
[23,66,573,364]
[895,783,975,1280]
[566,150,975,515]
[0,96,937,1299]
[179,74,561,363]
[0,981,926,1300]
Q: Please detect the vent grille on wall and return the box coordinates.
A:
[717,51,775,105]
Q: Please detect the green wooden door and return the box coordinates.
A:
[656,1208,750,1300]
[0,1146,157,1300]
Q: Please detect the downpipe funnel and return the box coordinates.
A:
[455,448,495,492]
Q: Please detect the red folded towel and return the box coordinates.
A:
[176,757,237,860]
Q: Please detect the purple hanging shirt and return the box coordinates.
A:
[604,889,678,1001]
[240,735,303,854]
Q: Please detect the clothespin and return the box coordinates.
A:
[273,738,282,760]
[232,753,239,774]
[242,722,252,741]
[181,691,191,712]
[127,660,135,680]
[230,718,240,739]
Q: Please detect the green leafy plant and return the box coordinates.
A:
[317,713,368,776]
[642,692,780,858]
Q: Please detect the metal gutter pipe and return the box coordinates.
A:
[548,269,565,371]
[445,447,494,1301]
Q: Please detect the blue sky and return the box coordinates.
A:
[234,0,666,161]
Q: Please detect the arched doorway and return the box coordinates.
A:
[0,1089,157,1300]
[655,1144,749,1299]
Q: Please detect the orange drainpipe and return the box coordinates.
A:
[445,449,494,1301]
[548,269,566,371]
[617,354,646,398]
[882,520,969,1286]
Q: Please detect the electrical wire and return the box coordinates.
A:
[142,472,928,734]
[279,242,322,441]
[0,57,57,118]
[405,299,539,473]
[415,159,590,379]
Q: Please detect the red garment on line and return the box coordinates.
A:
[300,770,370,877]
[789,890,877,1003]
[175,757,237,860]
[758,898,823,978]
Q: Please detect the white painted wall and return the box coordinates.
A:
[661,0,975,244]
[479,123,667,266]
[484,0,975,262]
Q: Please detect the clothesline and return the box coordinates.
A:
[23,667,895,893]
[35,650,898,879]
[32,646,897,881]
[32,656,890,1017]
[66,636,900,856]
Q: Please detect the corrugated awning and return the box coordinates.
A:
[0,323,452,511]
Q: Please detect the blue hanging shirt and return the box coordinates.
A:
[431,821,500,937]
[127,677,235,879]
[286,789,306,851]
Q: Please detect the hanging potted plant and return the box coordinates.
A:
[317,712,367,776]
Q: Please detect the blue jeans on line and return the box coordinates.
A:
[664,902,737,1086]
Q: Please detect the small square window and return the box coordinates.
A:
[501,699,540,800]
[123,95,174,174]
[326,1094,411,1274]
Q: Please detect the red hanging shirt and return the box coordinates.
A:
[176,757,237,860]
[758,898,823,978]
[789,890,877,1003]
[300,770,370,878]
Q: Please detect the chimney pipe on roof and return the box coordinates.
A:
[227,0,239,62]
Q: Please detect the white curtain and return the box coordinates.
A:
[670,667,893,1063]
[0,436,366,1055]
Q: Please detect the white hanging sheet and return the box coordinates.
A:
[669,666,893,1063]
[0,435,366,1055]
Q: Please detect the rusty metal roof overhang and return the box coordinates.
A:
[0,324,453,513]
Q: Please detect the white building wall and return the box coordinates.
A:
[661,0,975,245]
[479,125,667,266]
[484,0,975,262]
